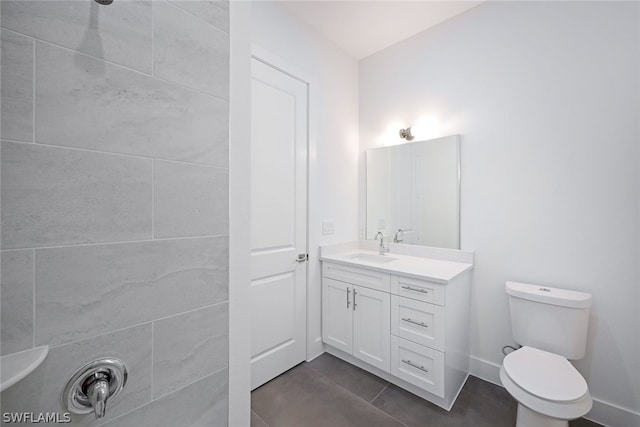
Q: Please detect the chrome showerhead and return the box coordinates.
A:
[94,0,113,5]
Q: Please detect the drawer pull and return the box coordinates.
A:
[401,317,428,328]
[402,359,429,373]
[401,285,430,294]
[346,287,350,309]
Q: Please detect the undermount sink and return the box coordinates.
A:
[347,253,398,264]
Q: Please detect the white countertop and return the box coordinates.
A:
[320,249,473,283]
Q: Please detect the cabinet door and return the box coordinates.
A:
[322,278,353,354]
[352,285,391,372]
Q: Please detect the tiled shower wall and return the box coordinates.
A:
[0,1,230,425]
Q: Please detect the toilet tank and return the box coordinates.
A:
[506,281,592,360]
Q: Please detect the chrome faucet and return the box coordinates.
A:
[86,373,110,419]
[374,231,389,255]
[63,358,128,420]
[394,229,404,243]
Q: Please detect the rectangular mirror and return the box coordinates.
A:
[366,135,460,249]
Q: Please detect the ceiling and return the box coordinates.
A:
[281,1,483,60]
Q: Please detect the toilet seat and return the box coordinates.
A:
[503,346,588,402]
[500,347,592,421]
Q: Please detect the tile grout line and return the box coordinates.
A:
[151,159,155,240]
[302,361,407,426]
[369,383,389,404]
[32,248,36,348]
[1,26,230,102]
[252,410,271,427]
[366,383,409,427]
[0,138,230,170]
[302,360,407,427]
[151,0,154,78]
[46,301,229,351]
[104,367,228,425]
[32,33,36,144]
[46,36,228,101]
[0,232,229,252]
[150,321,154,401]
[148,365,228,402]
[165,0,229,36]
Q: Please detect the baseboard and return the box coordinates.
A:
[306,336,324,362]
[469,356,640,427]
[589,399,640,427]
[469,355,502,386]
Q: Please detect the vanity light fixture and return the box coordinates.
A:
[399,127,414,141]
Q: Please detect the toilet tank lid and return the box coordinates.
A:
[506,281,592,308]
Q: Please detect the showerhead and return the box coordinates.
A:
[94,0,113,5]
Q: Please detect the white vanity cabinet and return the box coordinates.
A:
[320,249,472,411]
[322,264,391,372]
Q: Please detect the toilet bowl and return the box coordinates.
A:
[500,346,592,427]
[501,281,593,427]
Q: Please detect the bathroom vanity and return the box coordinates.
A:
[320,241,473,410]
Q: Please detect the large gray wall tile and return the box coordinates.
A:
[154,1,229,98]
[0,323,152,426]
[104,369,228,427]
[1,250,34,355]
[168,0,229,33]
[0,141,152,249]
[35,236,228,346]
[35,42,229,166]
[1,0,152,73]
[1,30,34,142]
[153,303,228,398]
[154,160,229,238]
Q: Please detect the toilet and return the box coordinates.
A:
[500,281,593,427]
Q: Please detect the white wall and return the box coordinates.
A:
[251,1,360,359]
[360,1,640,424]
[229,1,252,425]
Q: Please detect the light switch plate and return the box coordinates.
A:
[322,221,335,235]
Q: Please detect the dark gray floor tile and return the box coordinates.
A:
[372,377,517,427]
[252,364,404,427]
[372,383,471,427]
[461,375,514,406]
[251,356,602,427]
[451,383,517,427]
[307,353,390,402]
[570,418,602,426]
[251,410,269,427]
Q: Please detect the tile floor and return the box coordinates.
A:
[251,353,601,427]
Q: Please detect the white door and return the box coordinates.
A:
[322,279,353,354]
[352,285,391,372]
[250,58,308,390]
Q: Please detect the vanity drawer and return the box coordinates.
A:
[391,335,445,398]
[391,275,444,306]
[391,295,444,351]
[323,262,391,292]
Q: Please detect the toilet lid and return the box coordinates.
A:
[503,346,588,403]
